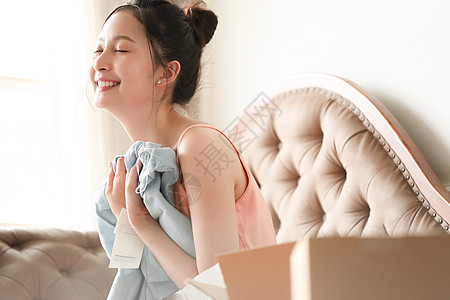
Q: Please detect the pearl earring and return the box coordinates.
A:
[157,80,162,85]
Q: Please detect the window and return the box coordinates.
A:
[0,0,99,229]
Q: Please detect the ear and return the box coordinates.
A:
[156,60,181,86]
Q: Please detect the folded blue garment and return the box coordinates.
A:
[95,141,196,300]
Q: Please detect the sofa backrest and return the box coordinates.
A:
[0,228,116,300]
[228,73,449,242]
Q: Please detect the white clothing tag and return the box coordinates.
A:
[109,208,145,269]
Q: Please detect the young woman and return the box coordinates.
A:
[91,0,276,290]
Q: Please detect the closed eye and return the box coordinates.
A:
[115,50,129,53]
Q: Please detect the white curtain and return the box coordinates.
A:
[0,0,131,230]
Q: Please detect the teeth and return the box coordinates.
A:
[97,81,119,87]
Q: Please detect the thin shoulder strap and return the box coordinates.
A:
[175,124,210,150]
[174,123,246,167]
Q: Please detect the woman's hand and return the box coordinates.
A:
[125,159,157,231]
[106,157,156,230]
[105,157,127,219]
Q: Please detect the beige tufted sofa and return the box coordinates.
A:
[232,73,449,241]
[0,228,116,300]
[0,73,449,300]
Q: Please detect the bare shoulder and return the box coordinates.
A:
[177,126,241,184]
[177,126,235,157]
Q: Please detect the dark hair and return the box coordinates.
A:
[104,0,218,106]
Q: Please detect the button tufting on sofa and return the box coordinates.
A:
[59,270,70,277]
[0,228,116,300]
[240,80,449,241]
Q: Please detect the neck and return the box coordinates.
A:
[119,104,182,148]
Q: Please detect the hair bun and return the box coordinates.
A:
[183,1,218,48]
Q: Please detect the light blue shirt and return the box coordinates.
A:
[95,141,196,300]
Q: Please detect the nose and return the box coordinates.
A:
[93,51,111,72]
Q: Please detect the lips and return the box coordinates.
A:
[95,79,121,92]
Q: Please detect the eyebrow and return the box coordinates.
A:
[97,35,136,43]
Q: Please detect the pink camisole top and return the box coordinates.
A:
[173,124,277,250]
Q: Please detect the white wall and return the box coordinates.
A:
[203,0,450,186]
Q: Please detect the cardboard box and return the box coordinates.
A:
[188,242,295,300]
[291,237,450,300]
[218,242,295,300]
[189,237,450,300]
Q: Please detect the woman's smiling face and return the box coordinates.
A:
[90,10,158,116]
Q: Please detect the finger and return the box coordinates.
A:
[125,164,148,221]
[135,158,141,175]
[113,158,126,189]
[106,161,114,194]
[126,163,139,194]
[116,157,126,176]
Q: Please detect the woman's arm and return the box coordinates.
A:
[124,128,244,288]
[175,128,242,271]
